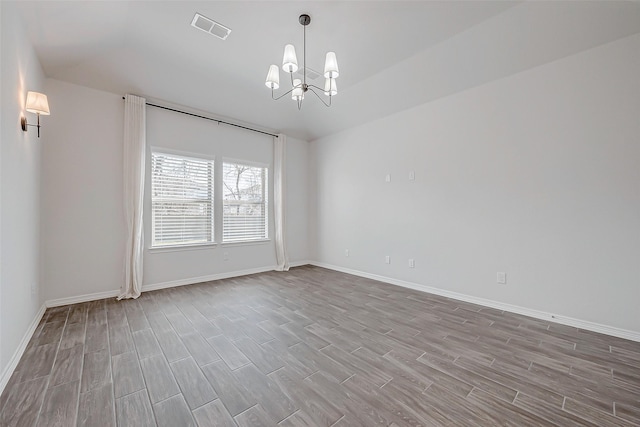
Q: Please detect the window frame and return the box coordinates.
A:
[221,158,269,244]
[150,148,216,249]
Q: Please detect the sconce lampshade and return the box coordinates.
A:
[323,52,339,79]
[265,65,280,89]
[25,91,50,115]
[282,44,299,73]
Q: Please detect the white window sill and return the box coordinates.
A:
[221,239,271,248]
[149,243,217,253]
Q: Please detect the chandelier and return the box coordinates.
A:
[265,14,339,109]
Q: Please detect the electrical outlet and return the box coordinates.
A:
[409,171,415,181]
[497,272,507,284]
[385,174,391,183]
[409,259,415,268]
[385,255,391,264]
[223,252,229,261]
[345,249,349,257]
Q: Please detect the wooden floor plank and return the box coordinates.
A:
[139,354,181,404]
[153,394,197,427]
[154,329,190,363]
[233,364,297,423]
[207,335,251,370]
[169,357,217,410]
[200,360,257,417]
[192,399,236,427]
[112,351,145,398]
[80,349,111,393]
[0,377,48,427]
[234,404,273,427]
[77,383,116,427]
[115,389,156,427]
[234,336,284,374]
[179,332,221,366]
[59,322,86,350]
[36,380,80,427]
[49,344,84,388]
[132,329,163,360]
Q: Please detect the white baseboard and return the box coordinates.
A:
[288,260,311,268]
[309,261,640,343]
[46,290,120,308]
[0,304,46,395]
[142,261,311,292]
[142,265,278,292]
[45,262,311,308]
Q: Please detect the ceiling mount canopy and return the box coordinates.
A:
[265,14,339,110]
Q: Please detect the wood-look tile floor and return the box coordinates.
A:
[1,265,639,426]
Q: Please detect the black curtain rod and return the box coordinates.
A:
[122,97,277,137]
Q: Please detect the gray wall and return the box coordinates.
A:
[310,33,640,334]
[0,2,46,383]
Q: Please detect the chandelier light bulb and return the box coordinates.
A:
[324,52,339,79]
[265,65,280,89]
[324,78,337,96]
[282,44,299,73]
[292,79,304,101]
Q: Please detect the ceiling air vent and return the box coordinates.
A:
[191,13,231,40]
[294,67,322,81]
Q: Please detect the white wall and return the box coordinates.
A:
[310,33,640,334]
[0,2,46,380]
[143,107,308,286]
[41,80,309,301]
[41,79,125,302]
[284,136,309,264]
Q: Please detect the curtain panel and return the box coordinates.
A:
[119,94,146,299]
[274,134,290,271]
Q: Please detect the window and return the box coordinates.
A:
[151,151,214,247]
[223,161,268,242]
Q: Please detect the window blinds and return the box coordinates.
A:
[151,152,214,247]
[222,162,268,242]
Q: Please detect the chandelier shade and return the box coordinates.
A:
[323,52,339,79]
[265,65,280,89]
[282,45,299,73]
[265,14,340,110]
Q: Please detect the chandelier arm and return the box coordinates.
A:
[307,83,329,92]
[307,87,331,107]
[272,87,296,101]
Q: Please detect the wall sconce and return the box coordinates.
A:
[21,91,50,138]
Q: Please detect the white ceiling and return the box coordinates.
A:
[12,1,640,141]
